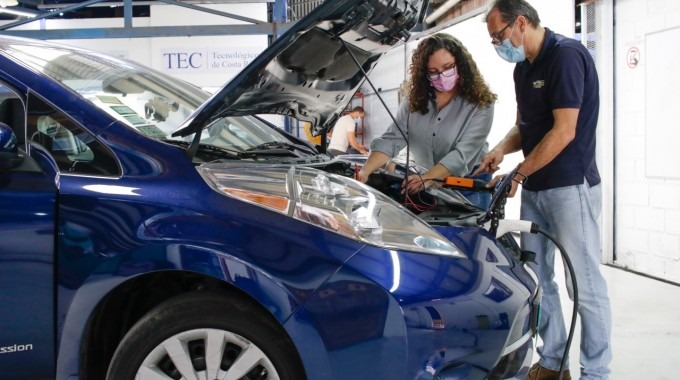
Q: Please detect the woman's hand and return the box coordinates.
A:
[403,174,437,194]
[358,169,371,183]
[357,151,391,183]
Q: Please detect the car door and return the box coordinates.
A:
[0,85,57,379]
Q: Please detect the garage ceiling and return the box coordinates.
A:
[0,0,293,39]
[0,0,470,41]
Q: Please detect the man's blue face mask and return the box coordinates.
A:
[494,24,526,63]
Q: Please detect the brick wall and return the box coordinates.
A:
[615,0,680,283]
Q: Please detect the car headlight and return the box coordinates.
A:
[198,164,464,258]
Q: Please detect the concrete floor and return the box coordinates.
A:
[536,263,680,379]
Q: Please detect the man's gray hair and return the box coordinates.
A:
[487,0,541,27]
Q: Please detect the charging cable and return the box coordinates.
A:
[534,226,577,380]
[484,219,577,380]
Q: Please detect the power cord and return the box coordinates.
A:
[533,226,578,380]
[485,219,577,380]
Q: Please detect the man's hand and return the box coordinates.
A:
[473,149,505,177]
[487,172,521,198]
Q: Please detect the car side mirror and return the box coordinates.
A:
[0,122,23,170]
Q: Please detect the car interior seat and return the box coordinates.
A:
[33,115,77,171]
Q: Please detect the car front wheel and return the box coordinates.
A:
[106,290,306,380]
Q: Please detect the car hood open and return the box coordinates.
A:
[172,0,428,138]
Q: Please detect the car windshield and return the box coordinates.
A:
[4,42,297,152]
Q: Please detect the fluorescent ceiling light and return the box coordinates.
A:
[425,0,462,24]
[38,0,273,9]
[0,8,38,17]
[0,0,18,7]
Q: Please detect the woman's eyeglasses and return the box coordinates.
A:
[427,65,456,81]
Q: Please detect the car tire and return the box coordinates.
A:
[106,289,306,380]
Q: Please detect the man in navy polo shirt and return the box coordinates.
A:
[475,1,613,379]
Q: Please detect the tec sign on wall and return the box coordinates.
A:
[160,47,265,72]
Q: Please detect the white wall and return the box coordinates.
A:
[614,0,680,283]
[7,3,269,92]
[361,0,574,220]
[146,4,268,92]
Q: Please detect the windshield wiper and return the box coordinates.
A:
[162,139,242,160]
[246,141,316,155]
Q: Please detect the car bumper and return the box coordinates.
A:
[285,243,540,380]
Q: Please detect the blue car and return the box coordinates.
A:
[0,1,539,379]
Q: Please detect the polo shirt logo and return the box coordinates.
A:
[533,80,545,89]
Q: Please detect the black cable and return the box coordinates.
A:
[338,39,409,144]
[403,112,411,206]
[533,226,578,380]
[338,38,413,206]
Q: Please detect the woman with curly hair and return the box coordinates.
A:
[359,33,497,209]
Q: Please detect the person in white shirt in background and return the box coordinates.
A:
[327,106,367,156]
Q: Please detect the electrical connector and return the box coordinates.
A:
[442,176,493,192]
[482,219,538,238]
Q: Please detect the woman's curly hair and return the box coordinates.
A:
[408,33,497,114]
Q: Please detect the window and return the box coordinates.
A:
[27,93,121,176]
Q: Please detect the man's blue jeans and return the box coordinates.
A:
[520,181,612,379]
